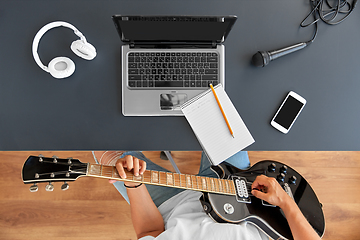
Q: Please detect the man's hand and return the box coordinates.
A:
[251,175,292,209]
[251,174,321,240]
[109,155,147,187]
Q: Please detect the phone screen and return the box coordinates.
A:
[273,95,305,129]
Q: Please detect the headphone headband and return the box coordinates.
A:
[32,21,87,72]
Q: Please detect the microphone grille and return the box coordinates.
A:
[251,51,270,67]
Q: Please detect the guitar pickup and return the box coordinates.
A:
[232,176,251,203]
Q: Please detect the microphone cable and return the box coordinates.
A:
[301,0,358,44]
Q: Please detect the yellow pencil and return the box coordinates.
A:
[209,84,235,138]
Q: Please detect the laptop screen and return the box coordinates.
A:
[112,16,237,44]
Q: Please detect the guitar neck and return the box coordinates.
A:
[86,163,236,196]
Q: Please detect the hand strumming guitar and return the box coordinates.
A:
[251,175,291,209]
[251,175,321,240]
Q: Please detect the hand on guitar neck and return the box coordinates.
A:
[96,152,146,187]
[251,175,321,240]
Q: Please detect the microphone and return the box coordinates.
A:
[251,42,308,67]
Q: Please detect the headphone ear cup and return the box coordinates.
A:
[48,57,75,79]
[71,40,97,60]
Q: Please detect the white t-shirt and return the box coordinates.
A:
[139,190,268,240]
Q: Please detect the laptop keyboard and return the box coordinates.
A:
[127,52,219,89]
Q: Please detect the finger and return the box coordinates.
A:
[251,175,266,189]
[109,179,117,184]
[251,188,268,201]
[133,157,140,177]
[124,155,134,172]
[139,161,147,175]
[116,161,127,179]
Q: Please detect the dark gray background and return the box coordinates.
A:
[1,0,359,150]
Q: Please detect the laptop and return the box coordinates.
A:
[112,15,237,116]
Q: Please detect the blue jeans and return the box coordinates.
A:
[113,151,250,207]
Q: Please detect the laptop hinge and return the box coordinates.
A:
[129,41,217,49]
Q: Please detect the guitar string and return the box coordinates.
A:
[38,162,256,195]
[38,167,256,196]
[38,167,256,189]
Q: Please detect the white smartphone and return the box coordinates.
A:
[270,91,306,134]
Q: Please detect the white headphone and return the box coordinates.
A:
[32,21,97,79]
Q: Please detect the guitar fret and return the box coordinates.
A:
[127,171,134,179]
[201,177,207,191]
[159,172,167,185]
[228,180,233,194]
[222,179,226,193]
[180,174,186,188]
[231,180,236,194]
[133,173,142,182]
[143,170,151,183]
[173,173,180,187]
[186,175,192,189]
[218,179,223,193]
[113,167,120,178]
[224,180,229,193]
[224,179,229,193]
[102,166,113,178]
[151,170,159,184]
[88,164,235,195]
[211,178,216,192]
[89,164,101,175]
[166,172,174,186]
[196,176,203,190]
[206,178,213,192]
[191,175,198,190]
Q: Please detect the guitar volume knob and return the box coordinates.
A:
[280,165,288,174]
[289,175,297,184]
[277,173,285,182]
[268,163,276,172]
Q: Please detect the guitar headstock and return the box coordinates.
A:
[22,155,88,192]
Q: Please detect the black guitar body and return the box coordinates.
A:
[199,160,325,240]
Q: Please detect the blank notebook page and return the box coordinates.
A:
[181,84,254,165]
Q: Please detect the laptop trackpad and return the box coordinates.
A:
[160,93,187,110]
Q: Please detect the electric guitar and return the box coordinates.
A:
[22,155,325,240]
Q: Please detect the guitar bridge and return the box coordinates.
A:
[232,176,251,203]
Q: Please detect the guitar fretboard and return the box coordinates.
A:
[86,163,236,196]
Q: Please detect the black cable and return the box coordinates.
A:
[301,0,358,43]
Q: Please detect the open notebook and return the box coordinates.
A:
[180,84,254,165]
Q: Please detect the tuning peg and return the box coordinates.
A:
[29,183,38,192]
[52,155,58,163]
[45,182,54,191]
[61,182,69,191]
